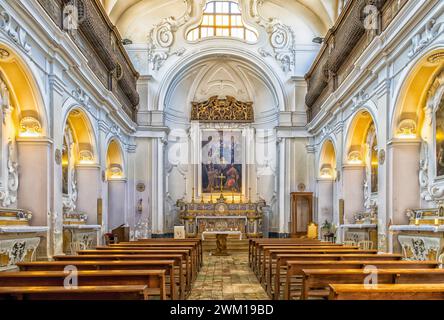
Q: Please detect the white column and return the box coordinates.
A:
[388,139,421,225]
[108,178,127,230]
[278,137,290,235]
[76,164,101,225]
[342,164,365,223]
[317,179,334,227]
[151,137,165,235]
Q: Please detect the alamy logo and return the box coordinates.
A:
[63,1,86,33]
[363,265,378,289]
[64,265,78,289]
[363,5,379,31]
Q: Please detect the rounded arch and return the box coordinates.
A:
[62,105,99,164]
[391,47,444,139]
[318,138,337,179]
[0,42,48,137]
[106,138,126,179]
[157,47,287,123]
[344,107,378,164]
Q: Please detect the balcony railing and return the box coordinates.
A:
[305,0,408,122]
[37,0,139,121]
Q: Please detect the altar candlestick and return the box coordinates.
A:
[232,192,235,204]
[192,188,195,203]
[248,187,252,204]
[201,192,204,203]
[209,190,213,203]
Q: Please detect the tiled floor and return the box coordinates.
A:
[188,251,269,300]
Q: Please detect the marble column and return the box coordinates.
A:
[342,164,365,223]
[317,178,334,229]
[108,178,127,230]
[388,139,421,225]
[76,163,101,225]
[151,137,166,235]
[16,138,53,255]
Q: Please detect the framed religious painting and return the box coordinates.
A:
[436,94,444,178]
[200,129,243,194]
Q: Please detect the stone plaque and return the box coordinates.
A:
[55,149,62,165]
[136,182,146,192]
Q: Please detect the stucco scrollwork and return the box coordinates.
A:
[419,70,444,203]
[147,0,192,71]
[0,141,18,207]
[251,0,295,72]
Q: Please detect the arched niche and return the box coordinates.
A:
[62,107,100,224]
[106,138,127,231]
[343,109,378,222]
[0,44,49,227]
[317,139,337,231]
[106,139,125,179]
[389,49,444,224]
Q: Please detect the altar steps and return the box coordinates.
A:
[202,237,249,252]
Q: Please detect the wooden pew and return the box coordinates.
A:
[97,244,200,275]
[123,239,203,268]
[0,285,151,300]
[0,270,167,300]
[260,248,377,285]
[301,268,444,300]
[329,283,444,300]
[253,244,357,276]
[250,239,337,270]
[282,260,438,300]
[269,253,402,298]
[54,254,190,294]
[17,260,180,300]
[77,249,194,286]
[249,238,323,269]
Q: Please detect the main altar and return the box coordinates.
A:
[176,194,265,238]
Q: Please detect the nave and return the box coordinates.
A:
[2,235,444,300]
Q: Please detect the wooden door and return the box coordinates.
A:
[290,192,313,237]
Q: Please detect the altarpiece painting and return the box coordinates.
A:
[201,130,242,194]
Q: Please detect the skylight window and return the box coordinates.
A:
[187,1,258,42]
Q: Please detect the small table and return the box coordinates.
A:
[201,231,242,256]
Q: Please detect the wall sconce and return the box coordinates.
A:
[137,199,143,214]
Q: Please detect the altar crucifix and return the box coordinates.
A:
[218,173,226,199]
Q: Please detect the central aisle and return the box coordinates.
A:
[188,252,269,300]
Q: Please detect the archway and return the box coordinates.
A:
[343,109,378,223]
[157,52,283,235]
[106,139,127,231]
[317,139,337,235]
[62,108,100,225]
[390,49,444,224]
[0,43,49,227]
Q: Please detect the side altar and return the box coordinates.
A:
[176,195,266,238]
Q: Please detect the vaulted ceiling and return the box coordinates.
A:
[100,0,340,38]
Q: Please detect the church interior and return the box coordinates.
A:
[0,0,443,301]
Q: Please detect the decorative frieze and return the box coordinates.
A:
[0,7,31,54]
[408,18,443,59]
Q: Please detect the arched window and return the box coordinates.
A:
[186,1,258,42]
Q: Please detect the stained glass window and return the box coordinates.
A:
[187,1,258,42]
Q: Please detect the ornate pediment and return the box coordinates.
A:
[191,96,254,123]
